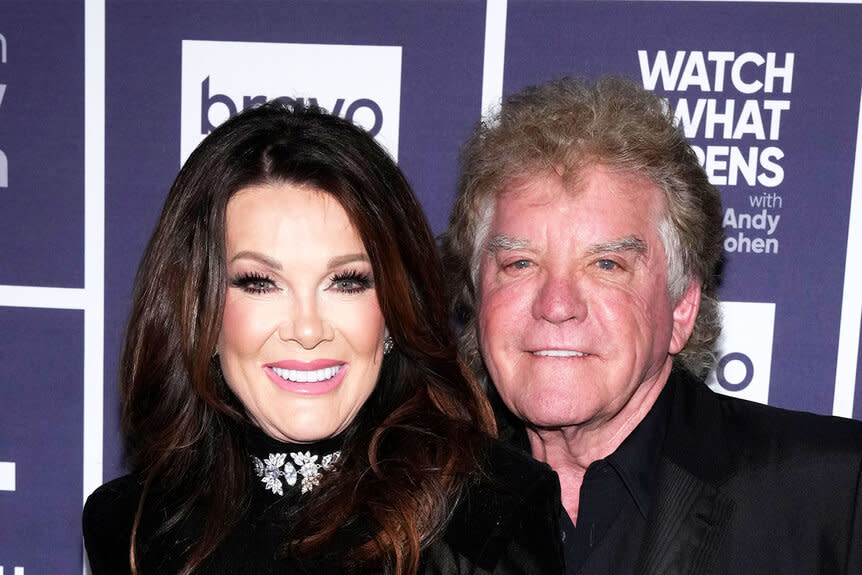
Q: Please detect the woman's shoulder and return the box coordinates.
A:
[480,438,559,493]
[83,473,141,531]
[83,474,141,575]
[86,473,141,504]
[427,438,564,574]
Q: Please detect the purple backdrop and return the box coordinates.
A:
[0,2,85,288]
[0,1,860,572]
[0,309,85,571]
[0,1,86,572]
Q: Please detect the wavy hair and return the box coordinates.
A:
[121,102,495,574]
[442,76,724,381]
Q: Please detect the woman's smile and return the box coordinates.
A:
[265,361,348,394]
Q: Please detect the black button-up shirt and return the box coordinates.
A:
[562,380,674,574]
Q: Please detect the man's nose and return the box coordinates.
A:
[532,272,587,324]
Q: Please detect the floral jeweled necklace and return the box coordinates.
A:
[252,450,341,495]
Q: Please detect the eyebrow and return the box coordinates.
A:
[485,234,532,253]
[484,234,647,256]
[229,250,370,270]
[586,236,647,256]
[230,250,282,270]
[327,253,371,269]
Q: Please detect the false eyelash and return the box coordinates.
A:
[231,271,275,294]
[330,269,373,293]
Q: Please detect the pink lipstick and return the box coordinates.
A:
[264,359,347,395]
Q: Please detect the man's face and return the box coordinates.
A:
[477,165,698,431]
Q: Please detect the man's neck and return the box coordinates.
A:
[526,361,672,523]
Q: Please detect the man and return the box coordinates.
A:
[443,76,862,574]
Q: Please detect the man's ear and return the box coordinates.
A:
[669,278,701,355]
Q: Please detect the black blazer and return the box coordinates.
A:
[606,371,862,574]
[83,439,564,575]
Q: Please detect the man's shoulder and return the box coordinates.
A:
[700,379,862,450]
[657,374,862,572]
[671,372,862,475]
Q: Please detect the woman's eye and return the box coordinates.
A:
[231,273,276,294]
[330,271,373,294]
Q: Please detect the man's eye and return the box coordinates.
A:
[596,259,618,271]
[506,259,532,270]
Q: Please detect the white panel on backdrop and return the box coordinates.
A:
[707,301,776,404]
[181,40,402,164]
[0,461,14,491]
[1,83,8,187]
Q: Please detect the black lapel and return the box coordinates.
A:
[637,372,737,575]
[638,459,733,575]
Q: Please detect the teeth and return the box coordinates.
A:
[271,365,341,383]
[533,350,587,357]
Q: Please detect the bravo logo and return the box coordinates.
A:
[181,40,402,164]
[706,301,775,405]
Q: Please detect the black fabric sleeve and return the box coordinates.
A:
[424,441,565,575]
[82,475,140,575]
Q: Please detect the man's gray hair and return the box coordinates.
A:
[442,76,724,383]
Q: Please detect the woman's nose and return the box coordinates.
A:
[278,298,334,349]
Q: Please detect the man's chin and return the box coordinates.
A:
[520,411,589,431]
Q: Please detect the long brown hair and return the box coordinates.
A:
[121,102,495,574]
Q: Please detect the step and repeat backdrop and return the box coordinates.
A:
[1,1,861,572]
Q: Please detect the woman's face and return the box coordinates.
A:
[217,182,386,443]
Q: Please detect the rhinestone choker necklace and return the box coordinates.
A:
[252,450,341,495]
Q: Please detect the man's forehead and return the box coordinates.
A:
[490,167,666,235]
[497,171,567,206]
[498,163,662,203]
[485,166,663,256]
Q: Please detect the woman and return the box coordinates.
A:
[83,102,562,574]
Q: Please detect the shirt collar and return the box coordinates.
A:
[604,375,675,518]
